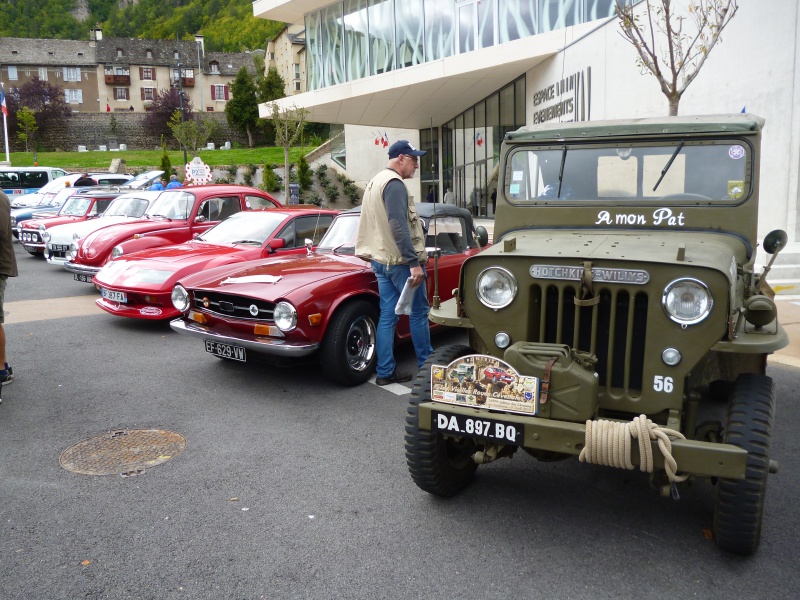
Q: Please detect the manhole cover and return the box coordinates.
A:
[60,429,186,476]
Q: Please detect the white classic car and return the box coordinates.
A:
[43,191,163,266]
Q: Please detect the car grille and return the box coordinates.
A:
[191,291,275,321]
[533,284,648,393]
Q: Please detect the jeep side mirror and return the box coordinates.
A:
[475,226,489,248]
[763,229,787,255]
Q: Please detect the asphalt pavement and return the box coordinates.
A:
[1,241,799,600]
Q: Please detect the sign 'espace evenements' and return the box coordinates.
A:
[532,67,592,125]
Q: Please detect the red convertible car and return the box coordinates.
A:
[18,189,122,256]
[169,204,489,386]
[94,207,339,320]
[64,184,280,283]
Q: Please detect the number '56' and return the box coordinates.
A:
[653,375,674,393]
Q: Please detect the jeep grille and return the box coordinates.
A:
[535,284,648,394]
[191,291,275,321]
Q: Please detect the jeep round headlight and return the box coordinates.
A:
[111,245,124,259]
[69,243,78,259]
[476,267,517,309]
[273,301,297,331]
[662,278,712,325]
[171,285,190,312]
[42,230,51,242]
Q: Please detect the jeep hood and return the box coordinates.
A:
[486,229,750,281]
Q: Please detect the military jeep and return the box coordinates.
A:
[405,114,788,555]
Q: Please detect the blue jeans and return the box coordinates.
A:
[371,261,433,378]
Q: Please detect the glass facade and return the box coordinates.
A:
[305,0,624,91]
[443,76,526,216]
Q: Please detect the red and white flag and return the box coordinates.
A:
[0,85,7,117]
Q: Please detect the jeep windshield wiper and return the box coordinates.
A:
[556,145,568,198]
[653,140,685,192]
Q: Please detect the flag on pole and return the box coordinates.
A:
[0,84,7,117]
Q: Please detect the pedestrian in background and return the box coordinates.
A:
[74,173,97,186]
[443,187,455,205]
[356,140,433,385]
[166,175,182,189]
[0,191,19,389]
[426,186,434,203]
[149,179,166,191]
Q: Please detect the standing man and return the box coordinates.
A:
[148,178,166,191]
[0,190,19,388]
[166,175,182,189]
[443,187,455,205]
[356,140,433,386]
[74,173,97,186]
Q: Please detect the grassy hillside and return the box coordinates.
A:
[0,0,284,53]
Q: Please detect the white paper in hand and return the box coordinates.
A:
[395,277,421,315]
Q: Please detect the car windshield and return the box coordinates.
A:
[59,195,92,216]
[198,211,287,245]
[146,191,194,219]
[506,139,750,203]
[125,171,162,189]
[103,195,152,218]
[317,214,359,254]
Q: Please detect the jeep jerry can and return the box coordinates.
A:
[405,114,788,555]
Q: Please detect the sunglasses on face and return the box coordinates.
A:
[403,155,419,164]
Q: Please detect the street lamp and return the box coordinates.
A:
[176,62,188,165]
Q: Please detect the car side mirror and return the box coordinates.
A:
[475,226,489,248]
[194,215,207,223]
[266,238,286,254]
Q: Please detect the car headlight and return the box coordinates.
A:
[476,267,517,309]
[10,217,16,227]
[111,245,124,259]
[662,278,713,325]
[171,285,190,312]
[273,301,297,331]
[69,243,78,259]
[42,230,51,242]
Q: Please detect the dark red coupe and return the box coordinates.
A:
[169,204,489,386]
[94,207,338,320]
[64,185,280,282]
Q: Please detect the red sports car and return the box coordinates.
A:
[18,189,122,256]
[94,207,339,320]
[482,366,516,384]
[169,204,490,386]
[64,185,280,283]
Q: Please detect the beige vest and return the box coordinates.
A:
[356,169,426,265]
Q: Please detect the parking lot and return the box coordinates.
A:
[2,241,799,599]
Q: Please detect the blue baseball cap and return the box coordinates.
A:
[388,140,426,159]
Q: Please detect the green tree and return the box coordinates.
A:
[159,136,172,177]
[297,155,312,191]
[257,67,286,103]
[225,66,259,148]
[268,102,309,202]
[616,0,739,116]
[16,106,38,153]
[169,116,221,155]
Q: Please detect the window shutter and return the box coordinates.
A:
[210,85,215,100]
[141,88,145,100]
[125,88,130,100]
[139,67,143,79]
[224,86,229,100]
[152,67,156,79]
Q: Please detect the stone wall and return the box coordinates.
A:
[43,112,250,152]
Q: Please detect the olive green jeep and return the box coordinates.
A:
[406,114,788,555]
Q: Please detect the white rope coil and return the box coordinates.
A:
[579,415,689,483]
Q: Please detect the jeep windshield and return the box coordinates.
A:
[506,139,750,203]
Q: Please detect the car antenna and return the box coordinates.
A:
[430,117,441,311]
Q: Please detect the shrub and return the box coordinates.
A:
[226,164,238,178]
[307,191,322,206]
[323,182,340,202]
[297,155,312,191]
[159,137,171,177]
[261,164,279,193]
[343,182,361,204]
[242,165,253,187]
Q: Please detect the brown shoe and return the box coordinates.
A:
[376,369,412,386]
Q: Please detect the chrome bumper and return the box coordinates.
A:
[169,318,320,358]
[64,261,101,276]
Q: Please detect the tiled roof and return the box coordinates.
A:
[0,38,95,66]
[205,52,258,76]
[96,38,204,66]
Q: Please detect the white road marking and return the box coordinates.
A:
[4,296,102,324]
[369,375,411,395]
